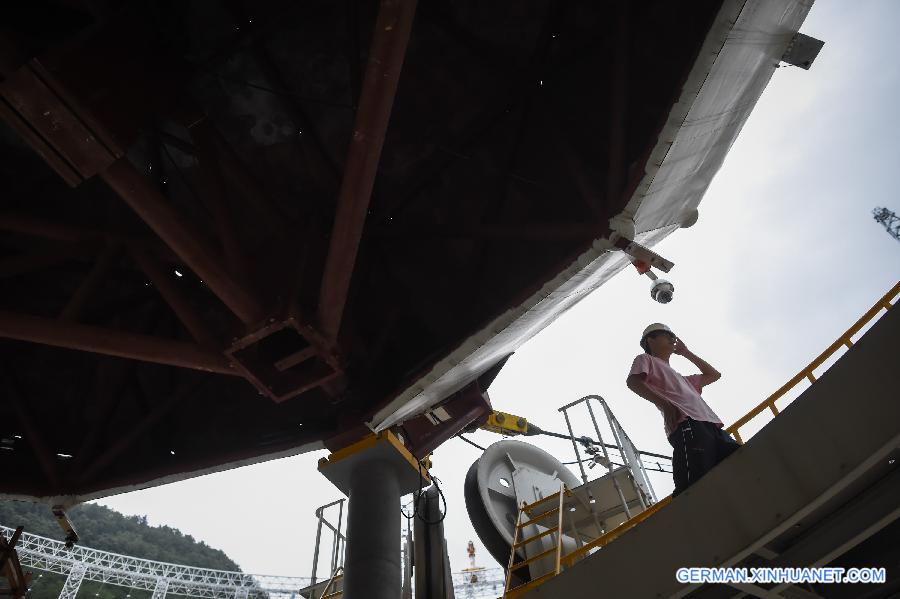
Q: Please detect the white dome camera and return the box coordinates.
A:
[650,279,674,304]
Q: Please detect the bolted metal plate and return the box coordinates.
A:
[226,314,343,402]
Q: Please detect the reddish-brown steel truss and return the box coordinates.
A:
[0,0,725,500]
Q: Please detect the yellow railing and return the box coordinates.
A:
[559,495,673,567]
[725,281,899,444]
[510,281,898,595]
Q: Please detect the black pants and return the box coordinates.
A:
[668,418,740,496]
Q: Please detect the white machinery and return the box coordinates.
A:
[464,397,659,586]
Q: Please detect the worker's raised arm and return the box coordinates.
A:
[674,338,721,386]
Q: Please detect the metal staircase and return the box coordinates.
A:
[504,483,566,598]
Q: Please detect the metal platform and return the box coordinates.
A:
[535,468,645,542]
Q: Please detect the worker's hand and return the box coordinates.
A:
[673,337,691,356]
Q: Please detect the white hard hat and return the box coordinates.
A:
[640,323,675,349]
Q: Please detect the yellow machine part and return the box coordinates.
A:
[480,411,529,436]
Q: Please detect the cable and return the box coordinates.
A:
[401,462,448,525]
[528,424,671,461]
[457,434,487,451]
[417,475,448,525]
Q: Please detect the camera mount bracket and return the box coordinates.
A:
[608,233,674,273]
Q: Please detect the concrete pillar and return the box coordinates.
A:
[343,459,401,599]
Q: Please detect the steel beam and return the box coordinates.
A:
[0,245,95,279]
[151,578,169,599]
[101,158,265,325]
[131,248,219,350]
[0,309,235,375]
[188,119,251,285]
[318,0,417,342]
[3,371,61,490]
[78,382,200,484]
[0,212,172,258]
[58,563,87,599]
[58,244,120,321]
[71,358,136,478]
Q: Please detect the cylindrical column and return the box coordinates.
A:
[343,459,401,599]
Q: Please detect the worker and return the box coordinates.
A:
[625,323,738,496]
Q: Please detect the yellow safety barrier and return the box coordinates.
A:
[725,281,898,444]
[559,495,673,567]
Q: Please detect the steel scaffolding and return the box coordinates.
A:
[1,526,505,599]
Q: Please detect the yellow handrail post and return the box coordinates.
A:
[503,505,524,598]
[554,482,564,575]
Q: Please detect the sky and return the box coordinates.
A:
[95,0,900,581]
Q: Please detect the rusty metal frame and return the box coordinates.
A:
[3,370,61,490]
[188,118,251,285]
[225,312,343,402]
[0,212,171,257]
[0,309,235,375]
[0,243,97,279]
[130,248,220,350]
[58,244,120,322]
[70,358,137,480]
[101,158,265,325]
[77,381,201,484]
[318,0,418,342]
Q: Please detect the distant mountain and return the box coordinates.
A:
[0,500,241,599]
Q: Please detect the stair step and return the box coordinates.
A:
[522,492,561,512]
[506,571,556,599]
[513,527,557,549]
[510,546,557,571]
[518,507,559,528]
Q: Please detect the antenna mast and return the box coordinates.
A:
[873,207,900,242]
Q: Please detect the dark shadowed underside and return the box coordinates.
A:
[0,0,723,500]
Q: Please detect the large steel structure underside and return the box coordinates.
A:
[1,0,751,501]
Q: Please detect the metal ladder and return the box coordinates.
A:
[503,483,566,599]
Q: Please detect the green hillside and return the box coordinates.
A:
[0,501,241,599]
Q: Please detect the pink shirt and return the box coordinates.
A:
[629,353,723,437]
